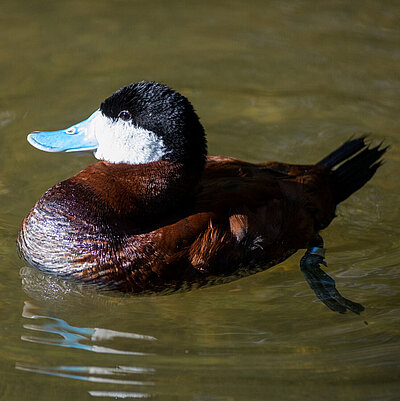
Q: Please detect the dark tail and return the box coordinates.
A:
[317,137,388,204]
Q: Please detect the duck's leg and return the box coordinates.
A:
[300,234,365,314]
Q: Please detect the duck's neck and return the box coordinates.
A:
[72,160,201,222]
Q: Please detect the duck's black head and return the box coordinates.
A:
[99,81,207,172]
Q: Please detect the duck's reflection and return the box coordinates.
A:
[17,301,156,398]
[21,301,156,355]
[16,362,154,386]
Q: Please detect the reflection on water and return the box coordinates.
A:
[21,301,156,355]
[17,301,156,398]
[16,363,154,386]
[88,392,150,399]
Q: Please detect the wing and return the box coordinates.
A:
[147,157,336,282]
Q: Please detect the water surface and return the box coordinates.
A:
[1,1,399,400]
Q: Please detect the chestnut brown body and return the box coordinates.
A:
[18,155,337,292]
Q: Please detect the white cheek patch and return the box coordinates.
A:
[90,113,169,164]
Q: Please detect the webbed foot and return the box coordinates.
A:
[300,239,364,314]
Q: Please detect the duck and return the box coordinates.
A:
[18,81,386,314]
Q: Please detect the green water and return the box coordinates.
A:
[1,0,399,400]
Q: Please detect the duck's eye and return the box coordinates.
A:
[118,110,131,121]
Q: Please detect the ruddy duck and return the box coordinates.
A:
[18,81,386,314]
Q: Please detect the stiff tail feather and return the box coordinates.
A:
[317,137,388,204]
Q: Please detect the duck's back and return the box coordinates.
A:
[184,157,336,274]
